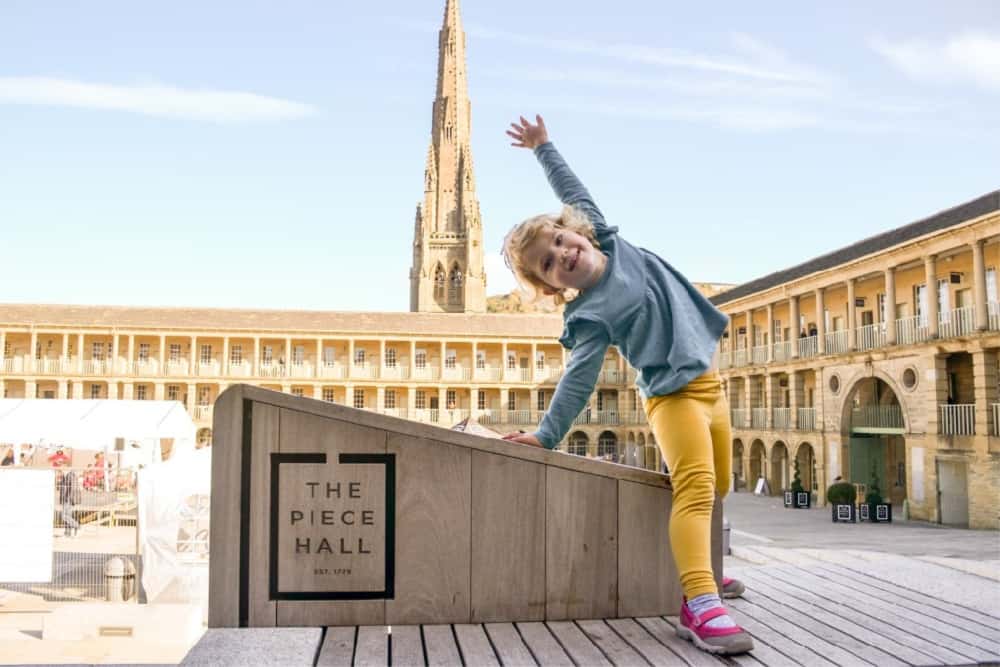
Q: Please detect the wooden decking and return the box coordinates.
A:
[309,557,1000,667]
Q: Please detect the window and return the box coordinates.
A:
[507,392,516,411]
[323,347,336,366]
[914,284,927,325]
[322,388,335,402]
[877,293,886,324]
[597,392,604,411]
[434,266,446,301]
[537,390,545,411]
[262,345,273,364]
[354,348,366,365]
[385,347,397,368]
[415,350,427,369]
[231,344,243,365]
[938,279,950,317]
[167,385,179,401]
[446,390,456,409]
[138,343,150,362]
[90,384,101,399]
[198,387,211,405]
[569,433,588,456]
[476,351,486,369]
[200,344,212,364]
[3,341,10,358]
[445,350,456,368]
[448,266,463,305]
[415,390,426,410]
[293,345,305,365]
[385,389,396,409]
[772,320,782,343]
[506,353,516,369]
[988,267,997,303]
[477,390,486,410]
[535,352,545,370]
[136,385,147,400]
[353,389,365,409]
[292,387,304,397]
[170,343,181,362]
[92,342,105,360]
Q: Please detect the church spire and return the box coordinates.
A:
[410,0,486,313]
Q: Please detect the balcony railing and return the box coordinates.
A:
[734,349,747,367]
[351,363,378,379]
[380,365,410,381]
[751,345,768,365]
[319,363,348,379]
[535,365,563,382]
[34,357,69,375]
[772,341,791,363]
[856,324,886,352]
[851,405,904,430]
[719,351,731,370]
[197,361,221,377]
[82,359,112,375]
[257,362,284,378]
[824,330,848,355]
[228,361,253,377]
[797,335,818,358]
[594,410,621,425]
[750,408,767,429]
[938,306,976,339]
[288,362,314,379]
[772,407,791,430]
[730,408,747,429]
[939,404,975,436]
[797,408,815,431]
[134,359,161,376]
[411,366,440,381]
[503,369,532,383]
[896,315,929,346]
[441,366,472,382]
[194,405,214,422]
[598,369,623,384]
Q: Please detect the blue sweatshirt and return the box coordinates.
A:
[533,142,729,449]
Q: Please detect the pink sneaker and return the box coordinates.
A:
[678,600,754,655]
[722,576,746,599]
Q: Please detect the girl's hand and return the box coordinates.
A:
[506,115,549,150]
[502,431,544,447]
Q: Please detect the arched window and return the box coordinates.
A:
[568,431,588,457]
[434,265,446,301]
[598,431,618,460]
[449,266,463,305]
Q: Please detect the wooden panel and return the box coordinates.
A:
[315,626,355,666]
[516,622,573,666]
[275,408,386,627]
[249,403,279,627]
[453,624,500,666]
[545,621,611,666]
[422,624,463,667]
[545,467,617,620]
[354,626,388,667]
[389,625,424,666]
[385,433,471,625]
[617,480,680,617]
[207,386,244,627]
[470,451,545,623]
[575,619,647,666]
[483,623,537,667]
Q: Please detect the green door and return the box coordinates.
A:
[848,435,885,486]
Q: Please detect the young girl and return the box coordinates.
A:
[501,115,753,656]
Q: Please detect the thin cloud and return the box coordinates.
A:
[0,77,319,122]
[871,32,1000,91]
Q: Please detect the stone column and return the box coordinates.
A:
[501,342,509,379]
[315,339,323,378]
[743,376,752,429]
[846,278,857,351]
[379,340,386,375]
[766,303,774,363]
[972,240,988,331]
[500,388,510,417]
[348,340,355,375]
[529,388,539,421]
[471,341,478,378]
[409,340,416,378]
[925,255,939,338]
[407,387,416,417]
[815,288,826,354]
[345,383,354,408]
[744,310,752,361]
[186,383,196,414]
[189,336,197,374]
[159,335,166,373]
[78,333,85,373]
[376,386,385,412]
[127,335,135,375]
[285,337,292,369]
[154,382,165,400]
[253,337,260,377]
[764,373,773,429]
[57,380,68,399]
[123,382,134,400]
[440,341,447,377]
[972,349,998,439]
[29,330,37,373]
[789,296,800,358]
[789,372,801,430]
[26,380,36,399]
[61,334,69,372]
[222,337,229,376]
[885,267,897,345]
[72,381,83,399]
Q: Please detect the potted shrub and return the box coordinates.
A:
[784,458,811,509]
[860,463,892,523]
[827,480,856,522]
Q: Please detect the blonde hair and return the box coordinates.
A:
[502,205,600,305]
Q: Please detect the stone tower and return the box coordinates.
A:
[409,0,486,313]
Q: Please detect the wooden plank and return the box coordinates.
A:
[454,624,500,666]
[422,624,463,667]
[249,403,279,627]
[736,573,910,667]
[316,626,356,667]
[207,385,244,627]
[726,598,871,667]
[740,570,953,666]
[354,626,388,667]
[390,625,425,666]
[516,621,574,666]
[470,451,546,623]
[385,433,471,625]
[764,564,997,664]
[634,616,729,666]
[544,621,611,666]
[546,467,618,620]
[483,622,537,667]
[713,606,837,667]
[575,619,649,666]
[618,481,681,617]
[605,617,686,665]
[275,408,386,626]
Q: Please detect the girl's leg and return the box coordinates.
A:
[710,391,733,499]
[646,382,717,599]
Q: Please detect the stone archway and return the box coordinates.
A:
[597,431,618,461]
[794,442,816,491]
[568,431,589,457]
[770,441,789,494]
[840,374,907,506]
[749,439,766,489]
[732,439,745,491]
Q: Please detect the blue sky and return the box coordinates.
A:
[2,0,998,312]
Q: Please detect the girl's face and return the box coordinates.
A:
[522,224,606,294]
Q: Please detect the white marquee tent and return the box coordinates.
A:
[0,399,197,466]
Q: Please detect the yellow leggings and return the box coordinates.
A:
[645,370,731,600]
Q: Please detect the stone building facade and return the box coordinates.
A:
[714,191,1000,529]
